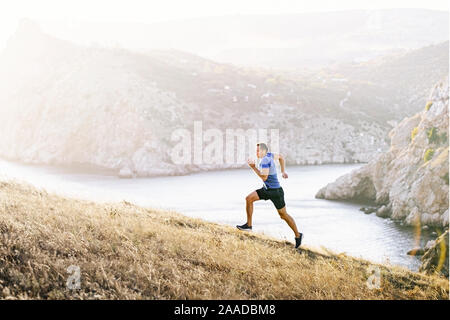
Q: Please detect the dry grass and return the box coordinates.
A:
[0,178,448,300]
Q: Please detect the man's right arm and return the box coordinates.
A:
[248,158,269,181]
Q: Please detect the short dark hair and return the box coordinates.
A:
[257,143,268,152]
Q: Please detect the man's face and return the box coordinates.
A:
[256,146,265,158]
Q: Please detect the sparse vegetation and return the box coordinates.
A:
[425,101,433,111]
[427,127,439,144]
[439,132,448,144]
[427,127,448,145]
[424,148,435,162]
[411,127,419,141]
[441,173,449,185]
[265,77,278,85]
[0,179,448,300]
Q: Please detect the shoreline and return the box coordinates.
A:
[0,159,433,272]
[0,155,367,179]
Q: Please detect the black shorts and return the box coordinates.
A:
[256,186,286,210]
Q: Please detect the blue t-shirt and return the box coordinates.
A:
[258,152,280,189]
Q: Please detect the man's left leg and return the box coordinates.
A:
[277,206,300,238]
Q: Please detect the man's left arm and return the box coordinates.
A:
[274,153,288,179]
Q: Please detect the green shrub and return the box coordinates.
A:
[424,148,434,162]
[425,101,433,111]
[427,127,439,144]
[439,132,448,144]
[442,173,449,185]
[427,127,448,145]
[411,127,419,141]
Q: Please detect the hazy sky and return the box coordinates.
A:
[0,0,448,49]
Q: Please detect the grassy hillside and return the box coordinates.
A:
[0,178,448,299]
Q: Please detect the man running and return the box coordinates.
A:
[236,143,303,249]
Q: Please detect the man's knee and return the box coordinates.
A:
[246,192,258,203]
[277,208,287,219]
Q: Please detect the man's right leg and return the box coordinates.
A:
[245,190,260,227]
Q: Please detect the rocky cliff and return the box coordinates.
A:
[316,80,449,228]
[0,20,447,177]
[420,230,449,277]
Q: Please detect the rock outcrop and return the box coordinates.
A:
[419,230,449,277]
[316,80,449,227]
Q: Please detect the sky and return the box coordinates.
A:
[0,0,448,50]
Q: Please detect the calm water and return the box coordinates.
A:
[0,159,434,271]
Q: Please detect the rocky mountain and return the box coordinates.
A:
[310,41,449,121]
[0,20,447,177]
[43,9,449,69]
[316,79,449,228]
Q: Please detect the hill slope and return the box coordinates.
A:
[0,177,448,299]
[43,9,449,69]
